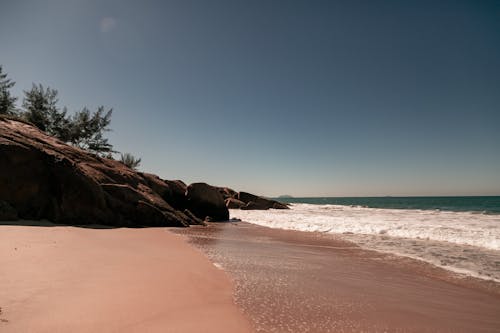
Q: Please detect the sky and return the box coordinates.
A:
[1,0,499,197]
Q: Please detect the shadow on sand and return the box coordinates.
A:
[0,219,128,229]
[0,219,235,229]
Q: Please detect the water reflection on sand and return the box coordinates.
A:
[173,222,500,333]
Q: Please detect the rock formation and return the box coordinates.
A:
[217,187,290,211]
[0,200,18,221]
[185,183,229,221]
[0,116,287,227]
[238,192,289,210]
[0,117,221,226]
[225,198,246,209]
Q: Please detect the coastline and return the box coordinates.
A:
[229,203,500,283]
[0,223,252,333]
[2,220,499,332]
[174,221,500,333]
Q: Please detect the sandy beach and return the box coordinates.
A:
[1,1,499,332]
[0,222,252,333]
[2,220,500,333]
[174,222,500,333]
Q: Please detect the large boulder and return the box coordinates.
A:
[164,180,188,210]
[216,187,238,200]
[140,174,187,211]
[238,192,289,210]
[237,191,260,203]
[0,201,18,221]
[0,116,192,227]
[186,183,229,221]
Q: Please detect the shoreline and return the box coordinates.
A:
[0,223,252,333]
[350,240,500,286]
[2,220,499,332]
[174,221,500,333]
[229,204,500,283]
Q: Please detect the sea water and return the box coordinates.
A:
[230,196,500,282]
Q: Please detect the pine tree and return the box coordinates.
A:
[67,106,114,155]
[0,65,18,115]
[22,84,114,156]
[22,84,60,132]
[6,66,117,157]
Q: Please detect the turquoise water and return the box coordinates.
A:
[275,196,500,214]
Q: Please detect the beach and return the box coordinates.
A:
[1,0,498,331]
[2,220,499,332]
[174,222,500,333]
[0,223,252,333]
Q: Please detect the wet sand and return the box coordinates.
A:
[173,222,500,333]
[0,224,252,333]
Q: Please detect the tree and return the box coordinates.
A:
[120,153,141,170]
[22,84,61,132]
[22,84,115,156]
[0,65,17,115]
[48,106,72,141]
[67,106,114,155]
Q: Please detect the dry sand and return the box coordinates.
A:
[0,223,252,333]
[174,222,500,333]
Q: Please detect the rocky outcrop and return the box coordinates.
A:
[186,183,229,221]
[182,209,205,225]
[238,192,289,210]
[216,187,238,200]
[0,200,18,221]
[217,187,289,211]
[225,198,246,209]
[164,180,189,210]
[0,116,287,226]
[140,174,188,211]
[0,117,212,227]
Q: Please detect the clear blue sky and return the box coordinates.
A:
[1,0,499,197]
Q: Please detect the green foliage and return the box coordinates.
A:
[22,84,61,133]
[0,65,18,115]
[120,153,142,170]
[67,106,114,155]
[21,83,114,155]
[49,106,72,141]
[1,64,134,161]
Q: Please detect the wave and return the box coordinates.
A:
[230,204,500,282]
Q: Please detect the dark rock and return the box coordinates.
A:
[140,173,190,210]
[141,173,170,198]
[164,180,188,210]
[241,201,268,210]
[273,201,289,209]
[238,191,289,210]
[0,115,287,227]
[183,209,206,226]
[237,191,260,204]
[0,116,191,227]
[216,187,238,200]
[135,200,187,227]
[225,198,246,209]
[186,183,229,221]
[0,200,18,221]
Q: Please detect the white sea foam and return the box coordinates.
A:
[230,204,500,282]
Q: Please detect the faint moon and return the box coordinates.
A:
[100,17,117,33]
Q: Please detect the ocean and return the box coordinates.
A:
[277,196,500,214]
[229,196,500,282]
